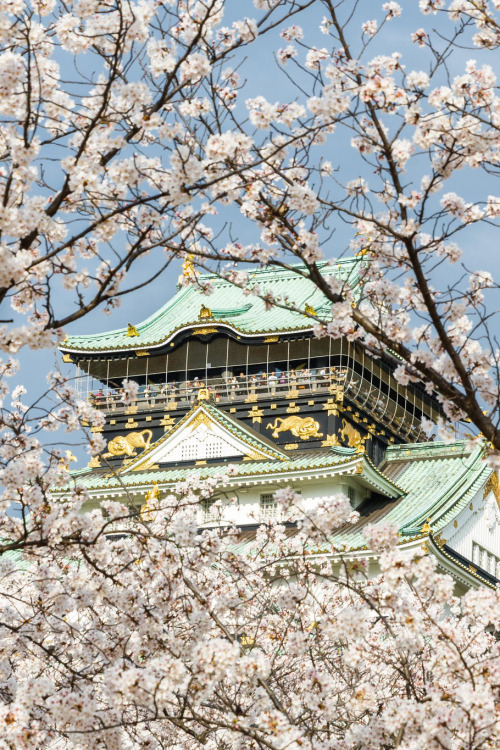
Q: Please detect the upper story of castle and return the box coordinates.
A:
[59,261,443,468]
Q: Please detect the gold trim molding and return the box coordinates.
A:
[484,471,500,508]
[193,327,218,335]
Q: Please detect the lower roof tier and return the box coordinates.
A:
[59,438,494,588]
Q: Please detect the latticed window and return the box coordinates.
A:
[201,499,218,523]
[260,493,277,518]
[472,541,500,577]
[205,439,223,458]
[347,486,356,505]
[181,442,198,461]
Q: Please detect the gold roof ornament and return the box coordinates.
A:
[483,471,500,507]
[182,253,198,279]
[197,386,211,402]
[421,517,432,534]
[140,482,160,522]
[305,303,317,316]
[199,304,214,320]
[126,323,139,337]
[356,245,371,257]
[59,450,77,468]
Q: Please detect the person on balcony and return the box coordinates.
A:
[237,372,246,396]
[268,371,278,395]
[229,376,238,399]
[249,374,257,395]
[168,381,178,402]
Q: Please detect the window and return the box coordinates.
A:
[205,439,223,458]
[472,541,500,577]
[347,486,356,505]
[201,499,218,524]
[181,443,198,461]
[260,493,277,519]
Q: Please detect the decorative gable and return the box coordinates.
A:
[123,403,285,471]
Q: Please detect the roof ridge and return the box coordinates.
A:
[384,439,472,458]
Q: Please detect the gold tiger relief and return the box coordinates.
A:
[266,416,323,440]
[103,429,153,458]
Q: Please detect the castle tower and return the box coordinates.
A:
[58,262,500,591]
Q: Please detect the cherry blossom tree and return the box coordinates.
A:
[176,0,500,455]
[1,479,500,749]
[1,1,500,747]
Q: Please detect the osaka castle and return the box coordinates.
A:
[58,261,500,591]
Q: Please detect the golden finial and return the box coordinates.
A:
[126,323,139,337]
[182,253,197,279]
[305,303,317,316]
[199,304,213,320]
[197,386,210,401]
[59,450,77,468]
[421,517,432,534]
[88,456,101,468]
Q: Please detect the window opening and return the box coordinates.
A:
[260,493,277,518]
[201,499,218,523]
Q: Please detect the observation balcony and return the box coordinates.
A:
[86,367,429,443]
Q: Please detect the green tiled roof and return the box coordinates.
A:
[60,446,364,492]
[322,441,490,550]
[60,260,359,354]
[51,439,491,586]
[0,545,31,571]
[383,441,489,536]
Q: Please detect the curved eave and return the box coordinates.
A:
[361,460,405,498]
[426,536,497,589]
[59,320,317,357]
[53,452,404,500]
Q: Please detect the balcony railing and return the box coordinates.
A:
[89,369,340,413]
[86,368,427,442]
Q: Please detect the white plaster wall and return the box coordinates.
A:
[197,477,368,526]
[444,488,500,565]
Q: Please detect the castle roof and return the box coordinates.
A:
[59,260,359,355]
[313,441,491,551]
